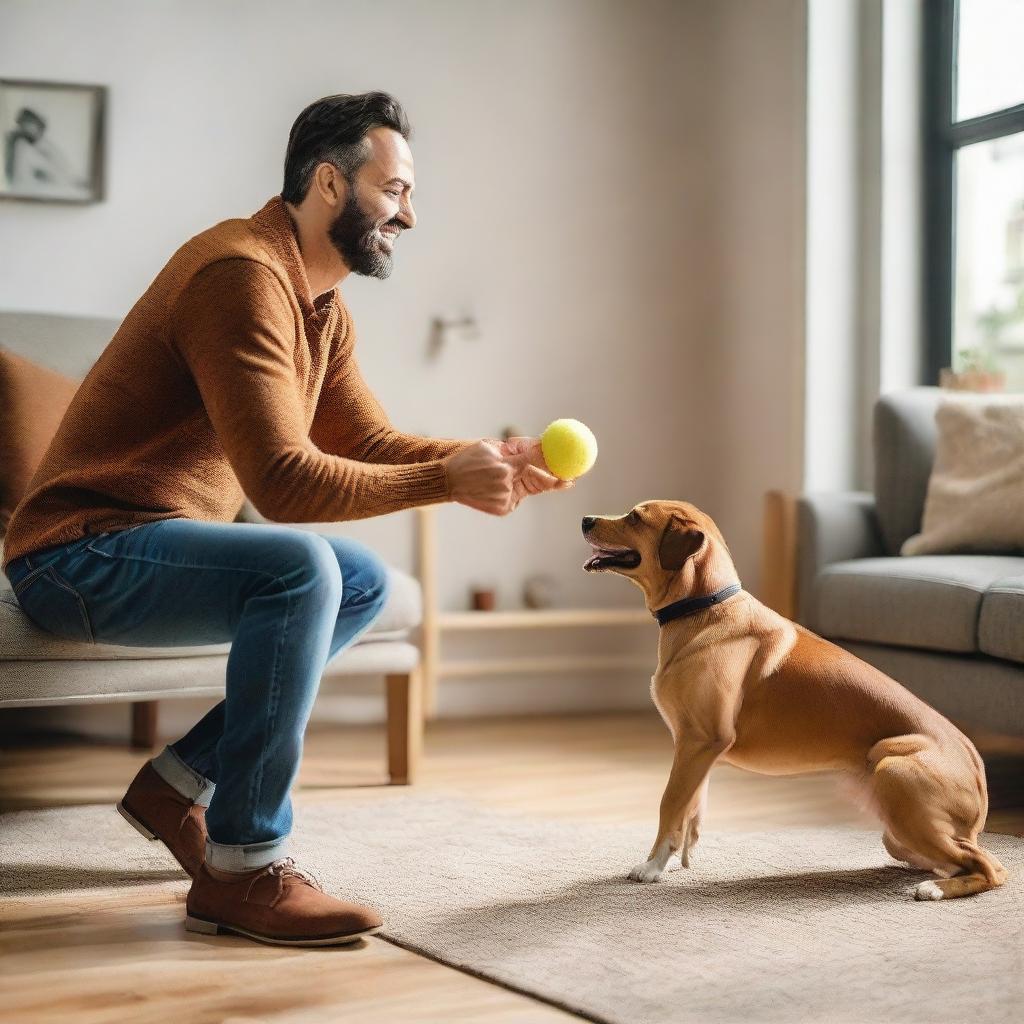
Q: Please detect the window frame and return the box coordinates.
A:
[923,0,1024,384]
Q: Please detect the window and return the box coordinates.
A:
[925,0,1024,389]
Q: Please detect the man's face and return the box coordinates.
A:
[328,127,416,279]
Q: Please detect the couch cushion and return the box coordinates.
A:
[979,575,1024,666]
[814,555,1024,653]
[873,388,943,555]
[0,564,420,661]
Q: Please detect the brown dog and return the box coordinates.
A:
[583,500,1007,900]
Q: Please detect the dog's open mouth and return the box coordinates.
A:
[584,545,641,572]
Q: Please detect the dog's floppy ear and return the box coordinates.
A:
[658,516,705,571]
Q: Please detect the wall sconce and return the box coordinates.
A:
[427,313,480,359]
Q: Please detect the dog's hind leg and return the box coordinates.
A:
[913,841,1008,900]
[882,830,938,870]
[869,735,1007,900]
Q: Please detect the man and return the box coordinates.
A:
[2,92,567,946]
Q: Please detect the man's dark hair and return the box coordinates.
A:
[281,92,411,204]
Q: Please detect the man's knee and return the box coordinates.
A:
[268,530,344,604]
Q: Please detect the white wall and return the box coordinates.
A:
[804,0,924,494]
[0,0,808,729]
[879,0,924,397]
[804,0,862,494]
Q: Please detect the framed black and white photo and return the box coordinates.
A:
[1,79,106,203]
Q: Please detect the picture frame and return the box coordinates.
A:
[0,79,106,204]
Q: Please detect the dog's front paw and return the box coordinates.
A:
[628,860,664,883]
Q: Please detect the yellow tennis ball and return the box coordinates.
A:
[541,418,598,481]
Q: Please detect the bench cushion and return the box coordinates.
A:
[1,640,420,706]
[814,554,1024,654]
[0,564,421,661]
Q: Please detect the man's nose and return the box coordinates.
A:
[582,516,597,534]
[399,196,416,230]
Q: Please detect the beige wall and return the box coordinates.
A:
[676,0,807,589]
[0,0,808,724]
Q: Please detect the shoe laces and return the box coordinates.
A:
[267,856,323,892]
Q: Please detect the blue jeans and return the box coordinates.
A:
[6,519,390,870]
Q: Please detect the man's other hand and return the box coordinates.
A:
[445,440,514,515]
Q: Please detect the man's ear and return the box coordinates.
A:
[658,517,705,571]
[313,161,345,206]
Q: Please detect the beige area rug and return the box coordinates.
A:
[2,795,1023,1024]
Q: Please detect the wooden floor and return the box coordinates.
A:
[3,710,1023,1024]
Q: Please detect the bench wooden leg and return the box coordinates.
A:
[130,701,159,750]
[386,668,423,785]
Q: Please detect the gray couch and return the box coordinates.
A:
[0,312,425,782]
[796,387,1024,738]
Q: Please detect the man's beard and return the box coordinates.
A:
[328,190,398,280]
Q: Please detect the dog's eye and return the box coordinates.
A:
[627,510,640,525]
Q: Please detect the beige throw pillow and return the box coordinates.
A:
[901,394,1024,556]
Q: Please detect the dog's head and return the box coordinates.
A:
[581,500,737,609]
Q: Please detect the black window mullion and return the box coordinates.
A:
[947,104,1024,147]
[923,0,1024,386]
[923,0,957,386]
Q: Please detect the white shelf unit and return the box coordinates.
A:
[416,506,656,716]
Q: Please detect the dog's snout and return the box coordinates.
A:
[582,516,597,534]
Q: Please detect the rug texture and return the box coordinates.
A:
[2,795,1022,1024]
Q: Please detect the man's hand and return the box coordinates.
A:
[497,436,573,512]
[445,437,572,516]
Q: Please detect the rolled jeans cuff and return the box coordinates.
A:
[205,836,289,872]
[150,744,216,807]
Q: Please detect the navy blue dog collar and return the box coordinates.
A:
[654,583,743,626]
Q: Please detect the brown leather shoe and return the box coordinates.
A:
[185,858,383,946]
[116,760,207,878]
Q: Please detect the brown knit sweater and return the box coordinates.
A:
[3,196,470,572]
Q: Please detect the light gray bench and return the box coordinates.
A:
[0,312,424,782]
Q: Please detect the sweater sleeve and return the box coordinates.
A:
[169,259,451,522]
[309,309,475,464]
